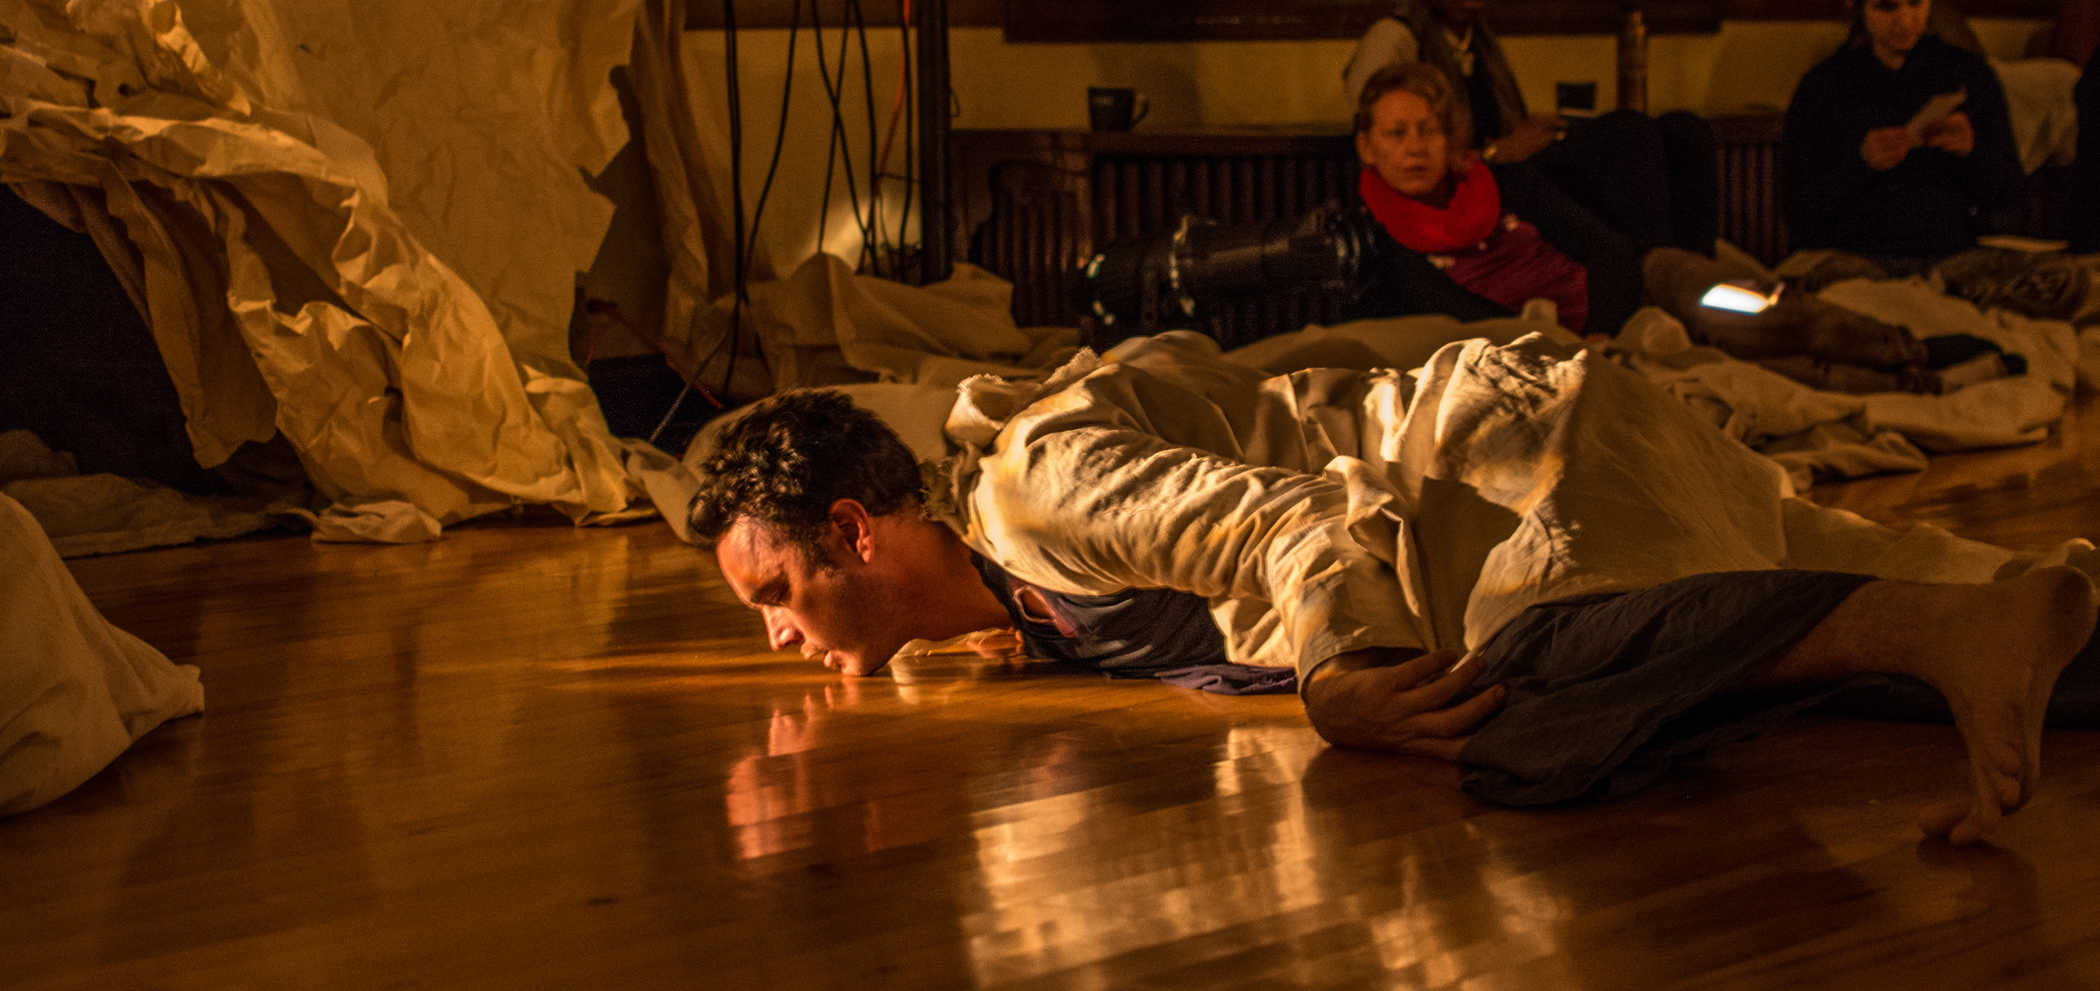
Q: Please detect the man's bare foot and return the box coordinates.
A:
[1901,568,2095,845]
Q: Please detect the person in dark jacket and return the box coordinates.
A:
[1782,0,2021,262]
[2072,46,2100,253]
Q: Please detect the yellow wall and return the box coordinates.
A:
[585,15,2052,343]
[945,18,2050,127]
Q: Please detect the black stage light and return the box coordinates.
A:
[1077,200,1377,349]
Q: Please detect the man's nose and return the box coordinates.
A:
[763,609,802,651]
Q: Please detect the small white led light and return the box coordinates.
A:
[1699,282,1781,314]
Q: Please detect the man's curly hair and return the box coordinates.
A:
[687,390,924,559]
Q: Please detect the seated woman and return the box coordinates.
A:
[1782,0,2020,263]
[1343,0,1717,257]
[1353,63,1944,394]
[1349,62,1637,336]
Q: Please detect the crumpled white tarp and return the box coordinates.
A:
[0,490,202,817]
[1,428,281,556]
[1,0,643,540]
[1614,278,2095,490]
[1992,57,2083,174]
[665,252,1084,396]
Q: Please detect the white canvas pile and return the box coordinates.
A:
[669,268,2099,544]
[0,492,202,816]
[1614,277,2100,489]
[0,0,643,542]
[1991,57,2083,174]
[0,429,283,556]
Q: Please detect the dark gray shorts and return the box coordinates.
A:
[1458,570,1873,806]
[1459,568,2100,806]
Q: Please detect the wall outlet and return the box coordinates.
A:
[1555,81,1598,117]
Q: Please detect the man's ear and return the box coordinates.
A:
[827,499,877,564]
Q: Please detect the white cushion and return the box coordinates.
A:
[0,493,203,817]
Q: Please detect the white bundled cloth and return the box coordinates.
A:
[0,492,202,816]
[1990,57,2083,174]
[1615,276,2096,490]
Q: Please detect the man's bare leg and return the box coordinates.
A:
[1750,567,2097,845]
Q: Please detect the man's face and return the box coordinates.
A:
[1357,88,1453,198]
[716,515,913,676]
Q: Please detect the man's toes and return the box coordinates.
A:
[1919,798,1967,837]
[1981,735,2026,807]
[1991,763,2022,809]
[1949,812,1988,847]
[1919,801,1994,846]
[1965,755,2009,836]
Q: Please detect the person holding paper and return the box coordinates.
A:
[1782,0,2019,260]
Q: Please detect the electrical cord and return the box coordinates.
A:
[645,0,922,444]
[895,0,914,259]
[810,0,875,266]
[650,0,750,445]
[848,0,882,273]
[719,0,806,402]
[740,0,801,291]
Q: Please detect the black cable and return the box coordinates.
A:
[651,0,750,444]
[898,0,915,264]
[823,0,864,271]
[722,0,810,401]
[849,0,883,274]
[811,0,874,264]
[723,0,747,306]
[740,0,801,287]
[812,0,836,249]
[646,0,905,443]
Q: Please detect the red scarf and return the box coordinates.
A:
[1358,161,1502,254]
[1357,161,1590,333]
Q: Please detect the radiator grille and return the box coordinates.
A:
[964,116,1790,337]
[1710,114,1789,268]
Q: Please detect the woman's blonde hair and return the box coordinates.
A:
[1353,62,1473,152]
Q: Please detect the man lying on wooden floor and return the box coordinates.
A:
[685,330,2099,848]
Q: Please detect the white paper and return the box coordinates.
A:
[1904,88,1966,140]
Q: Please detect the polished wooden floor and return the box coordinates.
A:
[6,396,2100,990]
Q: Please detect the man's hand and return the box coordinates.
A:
[1301,647,1508,760]
[1860,126,1917,170]
[1922,111,1975,156]
[1494,115,1565,164]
